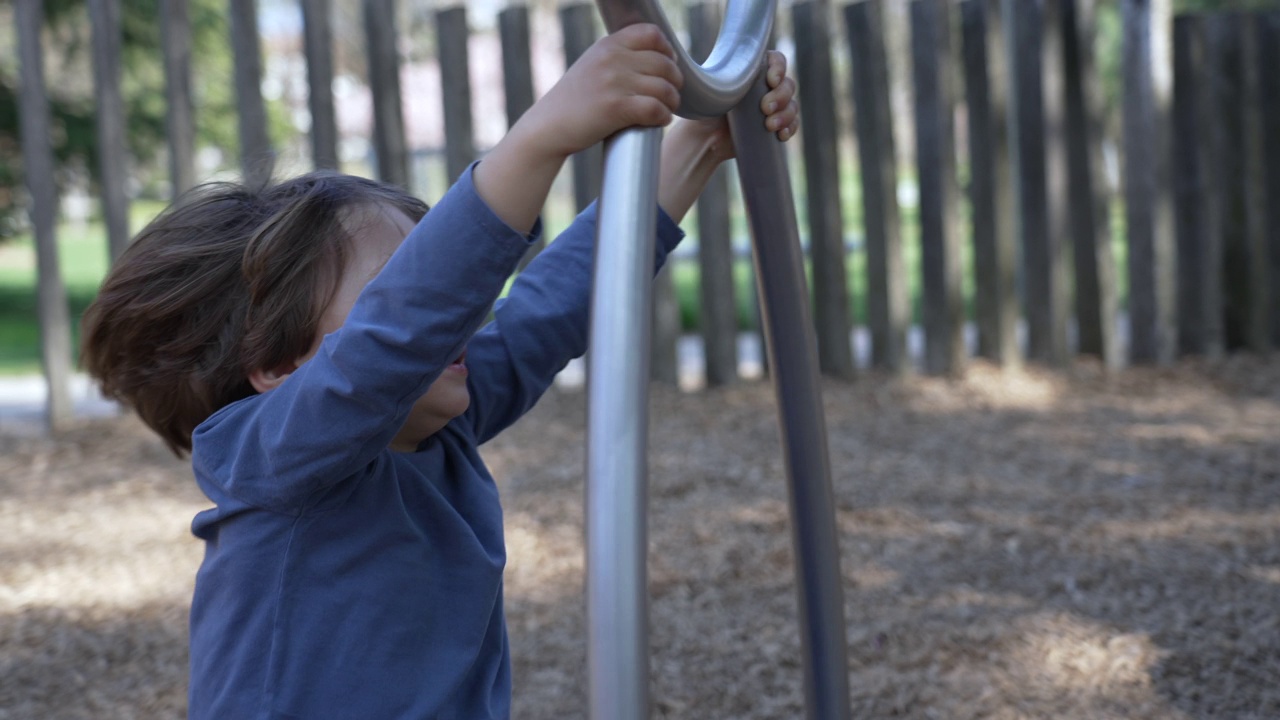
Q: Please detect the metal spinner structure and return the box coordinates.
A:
[585,0,852,717]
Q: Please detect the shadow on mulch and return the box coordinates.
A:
[2,356,1278,719]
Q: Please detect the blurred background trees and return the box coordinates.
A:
[0,0,1277,241]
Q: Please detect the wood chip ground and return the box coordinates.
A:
[2,357,1278,719]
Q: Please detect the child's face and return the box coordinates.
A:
[304,203,470,452]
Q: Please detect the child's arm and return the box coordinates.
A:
[460,52,798,444]
[472,23,683,234]
[191,26,685,508]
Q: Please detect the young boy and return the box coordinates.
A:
[83,24,797,719]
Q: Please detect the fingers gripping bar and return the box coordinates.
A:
[585,2,852,719]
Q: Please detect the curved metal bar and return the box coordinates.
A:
[593,0,776,118]
[585,126,662,720]
[728,69,852,720]
[586,1,851,718]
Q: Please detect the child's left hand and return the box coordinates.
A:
[760,50,800,141]
[656,50,799,222]
[692,50,799,164]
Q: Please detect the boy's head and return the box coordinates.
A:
[82,172,429,456]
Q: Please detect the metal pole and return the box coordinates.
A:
[586,127,662,720]
[728,68,851,720]
[586,0,851,717]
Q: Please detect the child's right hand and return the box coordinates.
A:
[471,24,683,235]
[530,24,685,158]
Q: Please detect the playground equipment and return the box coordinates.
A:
[584,0,852,717]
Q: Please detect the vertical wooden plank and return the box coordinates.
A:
[1172,14,1213,356]
[499,6,535,126]
[911,0,965,375]
[1152,0,1177,360]
[960,0,1018,367]
[230,0,273,185]
[1205,13,1249,352]
[1260,12,1280,349]
[650,266,681,386]
[1060,0,1119,366]
[89,0,131,260]
[1192,13,1229,357]
[1121,0,1158,362]
[846,0,909,374]
[364,0,409,188]
[301,0,339,169]
[16,0,73,429]
[500,5,544,269]
[1041,0,1071,367]
[437,6,475,185]
[984,0,1020,367]
[160,0,196,197]
[1122,0,1176,363]
[560,4,602,213]
[1006,0,1062,365]
[795,0,855,379]
[690,1,739,386]
[1242,15,1270,354]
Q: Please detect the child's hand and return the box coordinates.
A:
[760,51,800,143]
[528,24,685,159]
[472,24,682,234]
[697,50,799,164]
[655,50,799,223]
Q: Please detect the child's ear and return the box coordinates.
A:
[248,362,298,394]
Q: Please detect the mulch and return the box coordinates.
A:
[2,356,1278,719]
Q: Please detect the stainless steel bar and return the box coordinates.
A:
[728,68,853,720]
[586,0,851,717]
[585,126,663,720]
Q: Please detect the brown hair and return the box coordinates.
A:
[81,171,428,455]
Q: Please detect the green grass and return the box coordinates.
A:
[0,176,1133,377]
[0,202,165,375]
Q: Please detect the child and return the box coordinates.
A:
[82,24,798,719]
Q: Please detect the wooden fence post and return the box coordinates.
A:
[499,6,535,126]
[230,0,273,186]
[438,6,475,185]
[89,0,131,260]
[1122,0,1176,363]
[847,0,909,374]
[1042,0,1071,367]
[911,0,965,376]
[960,0,1019,367]
[1243,14,1271,354]
[559,4,602,213]
[364,0,410,188]
[499,5,545,269]
[795,0,855,379]
[16,0,74,430]
[1061,0,1119,367]
[1006,0,1069,366]
[650,267,681,385]
[1172,14,1214,356]
[690,1,739,386]
[160,0,196,197]
[1260,11,1280,349]
[1003,0,1064,363]
[1203,13,1250,353]
[302,0,339,169]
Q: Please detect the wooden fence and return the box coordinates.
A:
[14,0,1280,430]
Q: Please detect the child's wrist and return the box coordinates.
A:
[507,109,577,166]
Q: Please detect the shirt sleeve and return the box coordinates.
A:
[460,201,685,445]
[191,166,535,510]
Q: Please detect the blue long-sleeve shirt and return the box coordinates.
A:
[186,166,684,720]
